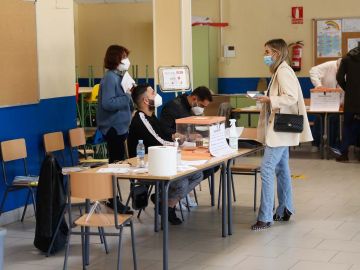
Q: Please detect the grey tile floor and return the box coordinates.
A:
[3,151,360,270]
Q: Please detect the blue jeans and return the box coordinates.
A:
[258,146,294,223]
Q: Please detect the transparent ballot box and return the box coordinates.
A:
[175,116,225,148]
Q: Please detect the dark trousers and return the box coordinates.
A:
[104,127,127,163]
[340,112,360,154]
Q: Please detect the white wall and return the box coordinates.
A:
[36,0,76,99]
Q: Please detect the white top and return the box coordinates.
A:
[309,60,339,88]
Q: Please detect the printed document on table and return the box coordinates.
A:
[121,72,136,93]
[209,123,236,157]
[310,92,340,111]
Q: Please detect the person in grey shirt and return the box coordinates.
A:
[97,44,133,163]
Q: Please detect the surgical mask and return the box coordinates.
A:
[117,58,131,71]
[148,94,163,109]
[192,106,204,115]
[263,55,274,66]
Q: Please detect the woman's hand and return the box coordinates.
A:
[256,96,271,104]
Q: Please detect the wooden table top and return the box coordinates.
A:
[80,148,259,181]
[78,87,93,94]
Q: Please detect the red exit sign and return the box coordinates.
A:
[292,7,303,24]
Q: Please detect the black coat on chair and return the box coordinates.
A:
[34,154,68,254]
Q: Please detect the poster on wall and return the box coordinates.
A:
[317,20,342,58]
[343,18,360,32]
[348,38,360,52]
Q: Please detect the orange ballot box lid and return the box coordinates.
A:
[175,116,225,125]
[310,88,342,93]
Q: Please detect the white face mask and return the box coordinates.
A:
[192,106,204,115]
[153,94,163,108]
[148,94,163,108]
[117,58,131,71]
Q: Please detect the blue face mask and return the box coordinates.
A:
[263,55,274,66]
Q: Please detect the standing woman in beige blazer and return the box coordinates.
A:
[251,39,313,230]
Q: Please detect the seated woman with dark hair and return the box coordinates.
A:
[127,84,203,225]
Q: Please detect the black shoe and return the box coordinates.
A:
[106,198,133,215]
[168,207,182,225]
[273,208,292,221]
[251,221,271,231]
[336,154,349,162]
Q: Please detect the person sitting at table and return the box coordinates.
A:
[160,86,213,140]
[159,86,217,194]
[127,84,204,225]
[309,59,343,152]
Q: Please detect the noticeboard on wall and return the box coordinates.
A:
[0,0,39,107]
[313,17,360,65]
[158,66,191,92]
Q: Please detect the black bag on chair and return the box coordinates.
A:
[131,184,149,210]
[274,113,304,133]
[34,154,68,254]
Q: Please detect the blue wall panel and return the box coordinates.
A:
[218,77,313,98]
[0,96,76,212]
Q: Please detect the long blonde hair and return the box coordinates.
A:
[265,39,289,73]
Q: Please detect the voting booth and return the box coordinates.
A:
[310,88,343,112]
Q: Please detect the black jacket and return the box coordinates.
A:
[336,46,360,113]
[127,111,170,158]
[34,154,68,254]
[160,94,194,141]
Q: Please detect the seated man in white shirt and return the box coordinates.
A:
[309,59,342,151]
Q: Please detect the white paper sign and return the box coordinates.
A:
[209,123,236,157]
[158,66,191,91]
[121,72,136,93]
[310,92,341,112]
[163,69,188,89]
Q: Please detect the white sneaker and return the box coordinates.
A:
[186,194,198,207]
[310,146,319,153]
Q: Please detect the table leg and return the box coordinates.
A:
[162,181,170,270]
[85,199,90,265]
[324,113,329,160]
[318,114,325,159]
[226,159,233,235]
[221,163,227,237]
[155,181,159,232]
[210,172,215,207]
[248,113,251,127]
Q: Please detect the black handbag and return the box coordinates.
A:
[272,76,304,133]
[131,184,149,210]
[274,112,304,133]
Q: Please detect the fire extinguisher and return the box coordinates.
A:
[289,41,304,72]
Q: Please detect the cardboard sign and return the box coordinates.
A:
[310,89,341,111]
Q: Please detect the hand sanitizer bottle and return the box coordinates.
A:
[174,138,181,165]
[229,119,238,150]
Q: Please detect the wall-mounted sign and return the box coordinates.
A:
[292,7,303,24]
